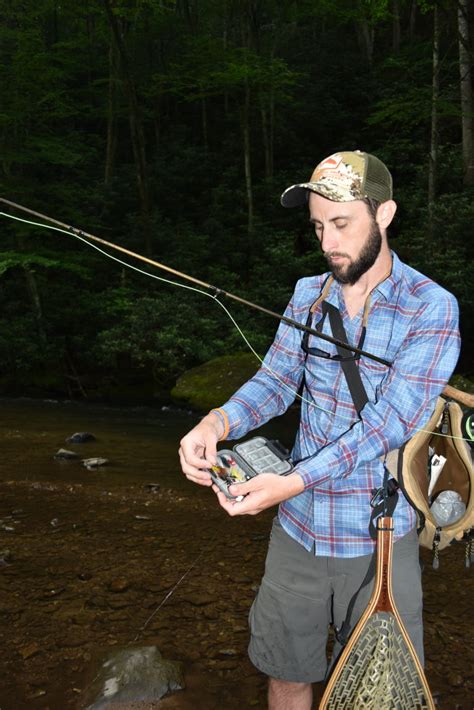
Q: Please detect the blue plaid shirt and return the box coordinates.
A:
[217,252,460,557]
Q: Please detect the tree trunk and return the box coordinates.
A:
[201,97,208,149]
[355,18,374,65]
[269,87,275,178]
[103,0,152,253]
[241,4,254,242]
[15,235,47,347]
[105,30,118,186]
[242,84,254,239]
[409,1,417,42]
[260,64,275,181]
[428,3,440,238]
[458,0,474,186]
[260,101,271,180]
[392,0,401,53]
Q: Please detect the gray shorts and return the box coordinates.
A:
[248,516,423,683]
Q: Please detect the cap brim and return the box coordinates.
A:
[280,184,310,208]
[281,181,361,208]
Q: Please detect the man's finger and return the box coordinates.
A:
[178,445,214,472]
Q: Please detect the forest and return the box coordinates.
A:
[1,0,472,403]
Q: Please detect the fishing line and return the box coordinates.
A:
[76,531,218,701]
[0,209,471,443]
[131,534,217,643]
[0,210,345,420]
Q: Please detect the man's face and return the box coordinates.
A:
[308,193,383,285]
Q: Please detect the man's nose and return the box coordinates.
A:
[320,226,339,253]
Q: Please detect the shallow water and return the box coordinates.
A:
[0,398,201,489]
[0,397,299,709]
[0,398,472,709]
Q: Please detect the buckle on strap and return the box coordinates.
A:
[370,479,399,508]
[370,487,385,509]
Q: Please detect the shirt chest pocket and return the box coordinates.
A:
[303,353,345,395]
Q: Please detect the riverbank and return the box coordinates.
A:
[0,478,473,709]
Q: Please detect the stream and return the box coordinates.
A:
[0,398,472,709]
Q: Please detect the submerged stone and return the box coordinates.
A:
[67,432,96,444]
[108,578,130,593]
[86,646,184,708]
[19,642,41,660]
[82,458,109,470]
[54,448,79,460]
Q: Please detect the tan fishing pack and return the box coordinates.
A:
[387,397,474,566]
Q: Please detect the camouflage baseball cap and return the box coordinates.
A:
[281,150,393,207]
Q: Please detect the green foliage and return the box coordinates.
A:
[0,0,472,398]
[0,251,90,277]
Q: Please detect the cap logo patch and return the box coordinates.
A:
[313,154,344,181]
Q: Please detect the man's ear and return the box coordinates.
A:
[376,200,397,229]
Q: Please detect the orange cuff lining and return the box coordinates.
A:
[210,407,230,441]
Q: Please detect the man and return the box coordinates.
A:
[179,151,460,709]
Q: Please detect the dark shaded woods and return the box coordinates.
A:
[0,0,472,402]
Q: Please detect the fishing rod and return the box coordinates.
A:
[2,198,473,410]
[0,197,391,367]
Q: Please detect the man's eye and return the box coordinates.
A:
[335,222,347,230]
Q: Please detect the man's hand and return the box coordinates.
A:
[178,412,224,487]
[213,472,305,516]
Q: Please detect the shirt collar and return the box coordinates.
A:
[374,250,402,301]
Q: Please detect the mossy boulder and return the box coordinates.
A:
[171,353,259,411]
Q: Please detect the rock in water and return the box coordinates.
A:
[54,448,80,460]
[82,458,109,470]
[86,646,184,707]
[67,432,96,444]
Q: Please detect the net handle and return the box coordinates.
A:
[443,385,474,408]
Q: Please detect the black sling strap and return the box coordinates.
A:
[319,301,400,649]
[322,301,368,416]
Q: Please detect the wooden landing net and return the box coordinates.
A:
[319,517,435,709]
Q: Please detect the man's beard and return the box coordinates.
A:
[325,220,382,285]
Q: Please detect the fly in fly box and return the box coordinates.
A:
[209,436,293,500]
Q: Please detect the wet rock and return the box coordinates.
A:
[203,608,219,620]
[230,575,252,584]
[108,578,130,593]
[26,689,47,699]
[108,598,131,610]
[54,448,80,460]
[87,597,109,609]
[85,646,184,708]
[57,633,90,648]
[218,648,239,657]
[67,432,96,444]
[448,671,464,687]
[0,549,12,565]
[180,592,214,607]
[42,587,65,598]
[82,458,109,470]
[215,659,239,671]
[144,483,161,493]
[19,642,41,660]
[142,581,172,594]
